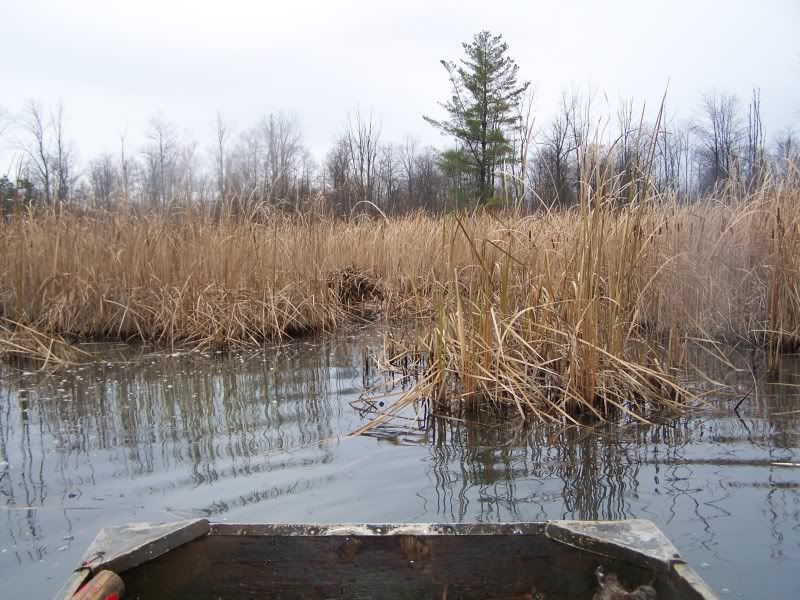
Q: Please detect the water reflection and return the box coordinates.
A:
[0,333,370,595]
[0,338,798,598]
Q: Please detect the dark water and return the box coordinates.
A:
[0,331,798,599]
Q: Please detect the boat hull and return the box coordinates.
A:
[57,520,717,599]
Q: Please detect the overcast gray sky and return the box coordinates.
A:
[1,0,799,172]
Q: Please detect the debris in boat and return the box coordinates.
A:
[593,566,657,600]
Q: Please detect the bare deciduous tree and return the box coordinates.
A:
[89,152,118,209]
[259,112,304,202]
[344,108,381,207]
[143,113,179,207]
[16,100,52,205]
[775,128,800,184]
[377,143,399,211]
[534,91,578,207]
[212,112,230,204]
[119,132,134,206]
[745,88,767,191]
[693,90,744,192]
[324,136,353,215]
[509,86,536,208]
[398,135,418,210]
[51,102,77,203]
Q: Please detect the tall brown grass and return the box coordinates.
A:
[355,187,800,429]
[1,183,798,420]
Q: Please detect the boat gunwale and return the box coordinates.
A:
[55,519,718,600]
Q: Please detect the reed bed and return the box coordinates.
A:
[1,184,798,421]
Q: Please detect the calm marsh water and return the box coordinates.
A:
[0,330,798,598]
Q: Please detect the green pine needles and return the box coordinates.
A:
[425,31,530,204]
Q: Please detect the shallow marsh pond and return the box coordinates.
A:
[0,329,798,598]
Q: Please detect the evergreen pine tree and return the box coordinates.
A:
[425,31,529,203]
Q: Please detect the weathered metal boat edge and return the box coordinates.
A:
[54,518,210,600]
[672,563,719,600]
[207,521,549,536]
[55,519,718,600]
[543,520,718,600]
[544,519,683,573]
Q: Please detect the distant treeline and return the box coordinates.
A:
[1,33,798,217]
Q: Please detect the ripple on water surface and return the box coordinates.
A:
[0,333,798,599]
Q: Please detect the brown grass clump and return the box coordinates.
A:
[350,182,800,427]
[0,317,82,366]
[1,181,799,420]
